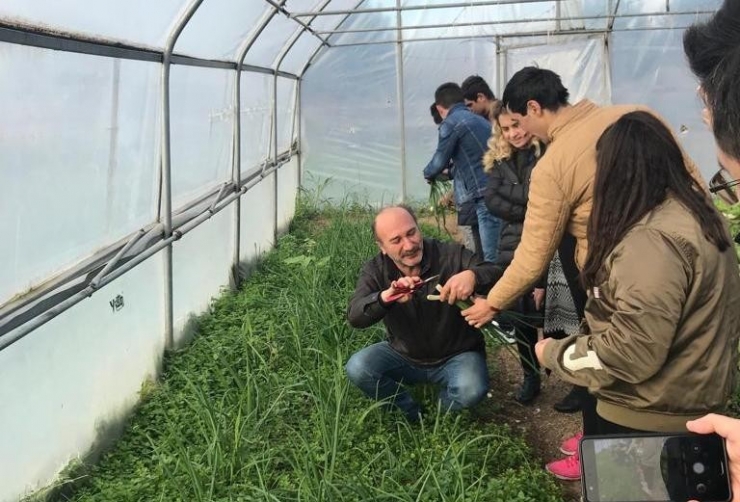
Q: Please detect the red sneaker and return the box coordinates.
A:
[559,431,584,456]
[546,454,581,481]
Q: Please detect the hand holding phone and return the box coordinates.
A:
[580,433,733,502]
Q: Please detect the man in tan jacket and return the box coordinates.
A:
[454,67,706,326]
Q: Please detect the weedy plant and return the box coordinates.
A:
[50,193,563,502]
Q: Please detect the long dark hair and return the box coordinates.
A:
[581,111,730,288]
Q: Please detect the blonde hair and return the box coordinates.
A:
[483,101,542,172]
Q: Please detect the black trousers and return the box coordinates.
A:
[557,233,599,433]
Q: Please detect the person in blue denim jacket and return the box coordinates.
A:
[424,82,501,262]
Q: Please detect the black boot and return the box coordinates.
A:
[553,385,588,413]
[515,372,541,404]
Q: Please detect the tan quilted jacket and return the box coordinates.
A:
[486,100,706,309]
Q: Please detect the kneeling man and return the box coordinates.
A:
[346,205,498,421]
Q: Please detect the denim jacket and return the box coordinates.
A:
[423,103,491,203]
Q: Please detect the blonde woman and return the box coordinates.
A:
[481,102,545,403]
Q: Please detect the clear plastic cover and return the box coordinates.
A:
[240,72,272,172]
[0,0,185,47]
[610,29,717,179]
[302,44,402,202]
[175,1,267,60]
[0,45,160,305]
[506,36,611,106]
[170,65,234,208]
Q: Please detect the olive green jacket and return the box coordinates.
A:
[543,197,740,432]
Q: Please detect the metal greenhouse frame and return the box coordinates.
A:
[0,1,721,498]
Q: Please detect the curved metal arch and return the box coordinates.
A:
[160,0,205,349]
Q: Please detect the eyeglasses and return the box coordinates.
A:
[709,169,740,205]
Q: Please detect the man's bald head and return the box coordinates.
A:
[372,205,419,242]
[372,205,424,275]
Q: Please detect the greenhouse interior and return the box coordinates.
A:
[0,0,732,500]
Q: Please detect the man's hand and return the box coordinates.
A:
[687,414,740,502]
[535,338,552,366]
[381,276,421,304]
[438,270,476,305]
[533,288,545,311]
[460,297,499,328]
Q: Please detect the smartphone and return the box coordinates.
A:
[579,433,732,502]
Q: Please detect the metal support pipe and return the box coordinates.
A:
[264,0,332,48]
[495,36,503,97]
[291,0,559,17]
[0,156,293,352]
[312,9,712,35]
[298,0,370,77]
[232,64,242,286]
[90,229,145,289]
[161,0,204,349]
[297,78,303,188]
[394,0,407,202]
[331,24,699,48]
[208,182,231,213]
[272,70,279,241]
[105,58,121,231]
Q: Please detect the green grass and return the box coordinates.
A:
[48,196,563,502]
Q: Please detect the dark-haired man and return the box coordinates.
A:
[462,67,706,323]
[423,82,501,263]
[461,75,497,121]
[346,205,498,422]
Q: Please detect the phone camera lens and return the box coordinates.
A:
[693,462,706,475]
[697,483,707,495]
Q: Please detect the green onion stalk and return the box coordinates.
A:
[428,178,454,240]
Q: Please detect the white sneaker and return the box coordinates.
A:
[491,321,517,344]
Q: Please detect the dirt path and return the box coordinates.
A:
[421,214,583,501]
[487,347,583,502]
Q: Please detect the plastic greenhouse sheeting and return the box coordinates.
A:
[0,0,724,499]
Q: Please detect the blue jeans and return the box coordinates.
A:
[475,199,501,263]
[345,341,489,420]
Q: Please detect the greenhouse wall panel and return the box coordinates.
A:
[302,45,402,203]
[240,72,272,172]
[277,158,299,232]
[610,30,716,179]
[0,257,164,502]
[0,44,160,305]
[506,36,611,106]
[239,175,275,266]
[170,66,234,208]
[172,207,234,345]
[277,77,297,153]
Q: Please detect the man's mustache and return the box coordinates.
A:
[401,247,421,258]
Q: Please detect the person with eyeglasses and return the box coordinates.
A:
[681,3,740,499]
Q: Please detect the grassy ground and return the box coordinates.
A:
[48,198,563,502]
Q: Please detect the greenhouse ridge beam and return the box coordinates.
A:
[0,24,298,80]
[264,0,333,49]
[291,0,558,17]
[331,24,698,47]
[315,10,715,35]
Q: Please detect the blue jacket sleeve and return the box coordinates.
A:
[423,122,457,180]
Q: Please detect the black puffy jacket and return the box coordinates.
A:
[483,144,543,279]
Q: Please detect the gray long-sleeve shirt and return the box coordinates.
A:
[347,238,499,365]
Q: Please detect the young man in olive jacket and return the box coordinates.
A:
[346,206,498,422]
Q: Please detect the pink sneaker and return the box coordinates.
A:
[559,431,584,456]
[546,454,581,481]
